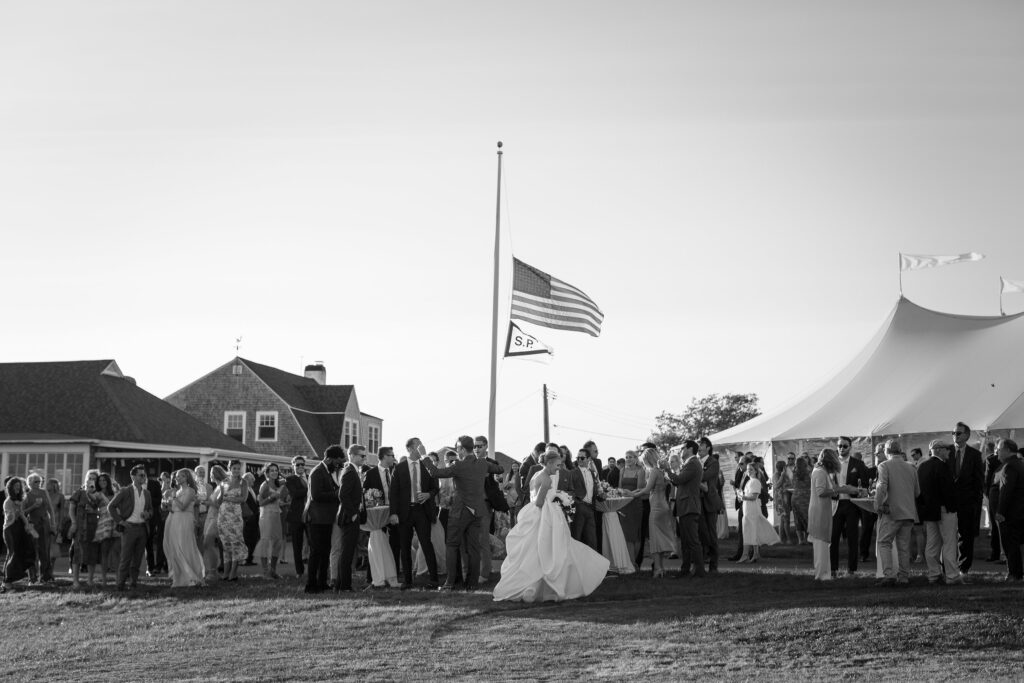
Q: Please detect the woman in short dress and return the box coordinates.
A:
[2,478,36,593]
[67,470,101,589]
[254,463,287,580]
[629,449,676,578]
[216,460,249,582]
[92,473,121,586]
[617,451,647,568]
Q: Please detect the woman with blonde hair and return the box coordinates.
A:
[215,461,249,581]
[628,448,676,578]
[163,468,205,587]
[809,449,860,580]
[617,450,647,568]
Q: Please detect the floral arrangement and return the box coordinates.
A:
[598,480,630,499]
[552,490,576,525]
[364,488,384,507]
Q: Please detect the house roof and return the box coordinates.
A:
[240,358,356,457]
[712,296,1024,444]
[0,360,255,453]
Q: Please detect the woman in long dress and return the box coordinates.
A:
[617,451,646,569]
[739,463,781,562]
[629,449,676,578]
[254,463,287,580]
[163,469,205,587]
[216,460,249,582]
[808,449,847,580]
[494,449,609,602]
[200,465,226,579]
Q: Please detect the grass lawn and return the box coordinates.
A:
[2,543,1023,681]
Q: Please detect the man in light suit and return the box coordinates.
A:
[107,464,154,590]
[949,421,985,574]
[304,445,345,593]
[665,441,705,578]
[423,435,503,591]
[873,439,920,586]
[390,437,440,588]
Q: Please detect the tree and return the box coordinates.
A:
[648,393,760,452]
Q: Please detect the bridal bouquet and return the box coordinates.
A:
[552,490,576,525]
[364,488,384,507]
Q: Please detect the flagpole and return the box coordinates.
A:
[898,252,903,297]
[488,142,503,456]
[1000,277,1005,316]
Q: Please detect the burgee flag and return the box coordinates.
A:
[1001,276,1024,295]
[511,258,604,337]
[504,321,554,360]
[899,252,985,271]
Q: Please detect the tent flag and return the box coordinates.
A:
[504,320,554,361]
[1001,276,1024,295]
[510,257,604,337]
[899,252,985,271]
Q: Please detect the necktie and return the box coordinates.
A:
[411,461,419,504]
[385,467,392,489]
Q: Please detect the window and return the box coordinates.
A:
[367,425,380,455]
[224,411,246,443]
[7,452,85,492]
[343,419,360,448]
[256,411,278,441]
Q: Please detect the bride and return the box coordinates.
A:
[493,449,609,602]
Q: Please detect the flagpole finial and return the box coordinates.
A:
[497,141,503,149]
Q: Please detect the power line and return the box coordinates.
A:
[552,391,654,423]
[552,424,647,442]
[553,396,653,429]
[425,388,541,444]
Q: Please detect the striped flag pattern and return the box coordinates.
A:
[510,258,604,337]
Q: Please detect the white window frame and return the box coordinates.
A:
[344,418,360,448]
[255,411,279,442]
[367,425,380,455]
[3,448,88,493]
[224,411,247,444]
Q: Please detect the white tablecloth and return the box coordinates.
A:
[361,506,399,587]
[414,519,447,575]
[596,497,635,574]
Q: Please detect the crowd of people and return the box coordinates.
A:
[2,421,1023,598]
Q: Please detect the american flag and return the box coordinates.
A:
[510,258,604,337]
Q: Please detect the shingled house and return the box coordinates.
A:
[165,358,383,463]
[0,360,262,487]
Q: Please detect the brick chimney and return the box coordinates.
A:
[304,362,326,385]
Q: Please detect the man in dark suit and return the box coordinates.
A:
[362,446,401,581]
[517,442,547,507]
[984,441,1003,562]
[390,437,440,588]
[335,444,367,592]
[831,436,870,577]
[284,455,309,578]
[949,421,985,574]
[697,438,723,574]
[423,435,503,591]
[994,438,1024,581]
[145,473,167,576]
[728,452,749,561]
[566,449,601,551]
[666,440,705,578]
[108,465,154,590]
[303,445,346,593]
[917,439,963,584]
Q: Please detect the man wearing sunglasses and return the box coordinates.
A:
[284,456,309,579]
[949,422,984,575]
[830,436,870,577]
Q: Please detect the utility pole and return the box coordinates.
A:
[543,384,550,442]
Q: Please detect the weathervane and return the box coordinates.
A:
[235,336,243,354]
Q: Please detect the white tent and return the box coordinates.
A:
[712,296,1024,464]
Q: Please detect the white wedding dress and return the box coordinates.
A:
[493,471,609,602]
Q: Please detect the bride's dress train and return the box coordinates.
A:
[493,471,609,602]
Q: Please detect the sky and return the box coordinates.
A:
[2,1,1023,462]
